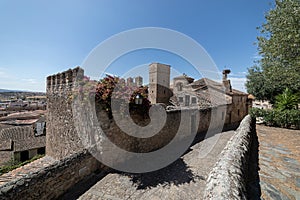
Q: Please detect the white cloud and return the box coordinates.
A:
[229,71,247,78]
[229,77,247,93]
[0,73,44,92]
[0,70,9,78]
[21,79,37,84]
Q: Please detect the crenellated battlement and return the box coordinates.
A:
[46,67,84,93]
[46,67,86,160]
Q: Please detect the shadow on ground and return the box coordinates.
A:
[122,158,205,190]
[59,169,110,200]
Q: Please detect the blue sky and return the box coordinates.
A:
[0,0,272,92]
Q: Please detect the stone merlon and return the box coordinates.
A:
[46,67,84,92]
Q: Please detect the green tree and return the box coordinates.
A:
[246,65,273,100]
[246,0,300,102]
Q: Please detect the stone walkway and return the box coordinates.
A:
[257,125,300,200]
[64,130,235,200]
[0,156,56,187]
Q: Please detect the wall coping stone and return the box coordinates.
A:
[204,115,257,200]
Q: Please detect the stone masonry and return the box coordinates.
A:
[46,67,85,160]
[204,115,260,199]
[0,67,256,200]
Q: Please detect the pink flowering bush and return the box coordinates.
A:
[95,75,150,118]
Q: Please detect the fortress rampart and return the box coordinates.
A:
[46,67,85,159]
[0,67,259,200]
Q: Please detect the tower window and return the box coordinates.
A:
[176,82,183,91]
[191,97,197,104]
[185,95,190,106]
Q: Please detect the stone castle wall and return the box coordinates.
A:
[46,67,85,160]
[0,67,252,199]
[204,115,260,199]
[46,67,247,160]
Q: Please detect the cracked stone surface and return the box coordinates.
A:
[62,130,235,200]
[257,125,300,200]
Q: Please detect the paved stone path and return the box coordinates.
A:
[257,125,300,200]
[72,130,235,200]
[0,156,55,187]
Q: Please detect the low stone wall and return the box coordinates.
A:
[0,150,103,200]
[204,115,260,199]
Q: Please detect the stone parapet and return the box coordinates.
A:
[204,115,260,199]
[0,151,102,200]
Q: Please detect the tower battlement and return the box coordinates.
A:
[46,67,84,94]
[46,67,85,160]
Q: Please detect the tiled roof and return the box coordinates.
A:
[0,110,46,121]
[169,77,247,109]
[190,78,248,96]
[169,88,230,109]
[173,75,195,83]
[0,119,39,126]
[194,89,232,108]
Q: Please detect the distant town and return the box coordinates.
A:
[0,90,46,164]
[0,90,46,110]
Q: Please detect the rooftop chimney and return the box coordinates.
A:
[222,69,231,81]
[222,69,232,92]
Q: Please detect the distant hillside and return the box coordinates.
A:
[0,89,25,93]
[0,89,45,101]
[0,89,45,93]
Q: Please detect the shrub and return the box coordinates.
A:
[249,107,266,118]
[274,88,299,111]
[249,108,300,129]
[95,75,150,118]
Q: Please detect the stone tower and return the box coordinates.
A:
[135,76,143,87]
[149,63,172,104]
[127,77,134,86]
[46,67,85,159]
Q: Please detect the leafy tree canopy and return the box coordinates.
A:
[246,0,300,102]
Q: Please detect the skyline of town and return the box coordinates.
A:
[0,0,272,92]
